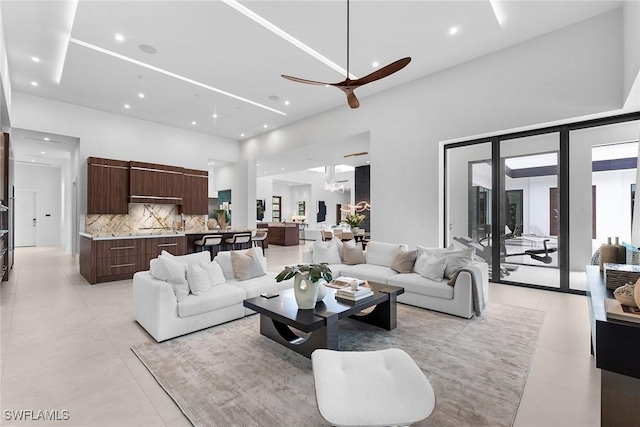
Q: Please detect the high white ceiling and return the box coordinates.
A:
[2,0,623,146]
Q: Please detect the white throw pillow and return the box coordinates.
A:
[230,250,266,281]
[365,242,403,268]
[419,256,447,282]
[414,244,455,273]
[187,263,212,295]
[443,247,475,278]
[161,250,211,265]
[150,255,189,301]
[312,240,342,264]
[332,237,344,261]
[199,260,226,287]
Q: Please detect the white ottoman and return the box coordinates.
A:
[311,348,436,426]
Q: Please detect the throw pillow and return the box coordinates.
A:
[199,260,226,287]
[161,250,211,265]
[231,250,266,281]
[214,247,267,279]
[419,256,447,282]
[332,237,344,261]
[391,250,417,273]
[150,255,189,301]
[187,263,211,295]
[443,247,475,278]
[365,242,403,268]
[312,240,342,264]
[343,240,365,265]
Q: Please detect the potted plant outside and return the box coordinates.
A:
[276,263,333,309]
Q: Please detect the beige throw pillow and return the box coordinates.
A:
[391,250,417,273]
[343,241,365,265]
[231,250,266,281]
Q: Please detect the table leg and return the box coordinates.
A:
[259,314,338,358]
[350,291,398,330]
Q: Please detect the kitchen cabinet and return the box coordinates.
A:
[87,157,130,214]
[129,161,184,205]
[267,224,299,246]
[181,168,208,214]
[80,234,187,284]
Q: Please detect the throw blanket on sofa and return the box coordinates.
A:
[448,265,486,316]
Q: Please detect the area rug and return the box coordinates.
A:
[132,303,544,427]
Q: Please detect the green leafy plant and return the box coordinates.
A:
[343,212,366,228]
[275,263,333,283]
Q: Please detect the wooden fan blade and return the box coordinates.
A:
[346,90,360,109]
[281,75,331,86]
[352,57,412,86]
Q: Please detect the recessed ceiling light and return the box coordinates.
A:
[372,61,379,68]
[284,100,290,106]
[41,151,46,154]
[31,160,35,162]
[138,93,145,98]
[115,33,124,42]
[124,104,130,109]
[449,26,458,35]
[366,160,370,164]
[281,168,285,171]
[212,113,218,118]
[191,121,197,125]
[263,124,268,128]
[31,57,40,63]
[264,171,267,174]
[30,81,38,86]
[256,163,260,166]
[241,133,245,137]
[43,137,50,141]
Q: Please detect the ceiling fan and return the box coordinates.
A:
[282,0,411,109]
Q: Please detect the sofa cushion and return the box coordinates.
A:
[340,264,399,284]
[365,242,405,268]
[343,240,365,265]
[150,255,189,301]
[231,250,266,281]
[215,247,267,280]
[388,273,454,300]
[177,283,246,318]
[418,255,447,282]
[187,263,212,295]
[391,250,417,273]
[226,272,290,300]
[313,240,342,265]
[200,260,226,287]
[161,250,211,265]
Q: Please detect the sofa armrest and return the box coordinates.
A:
[133,271,179,342]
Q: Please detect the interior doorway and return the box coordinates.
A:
[15,189,36,247]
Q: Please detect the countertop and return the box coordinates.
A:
[79,231,186,241]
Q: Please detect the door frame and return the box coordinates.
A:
[15,188,37,247]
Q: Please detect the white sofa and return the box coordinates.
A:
[303,240,489,319]
[133,248,291,342]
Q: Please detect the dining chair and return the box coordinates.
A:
[341,231,354,241]
[225,232,252,250]
[321,230,333,241]
[193,234,223,260]
[252,230,268,250]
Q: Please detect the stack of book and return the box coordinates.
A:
[335,285,373,302]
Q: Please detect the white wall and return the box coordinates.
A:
[0,2,11,130]
[623,0,640,104]
[239,10,626,249]
[15,164,62,246]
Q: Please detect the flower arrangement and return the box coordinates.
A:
[343,212,366,228]
[275,263,333,283]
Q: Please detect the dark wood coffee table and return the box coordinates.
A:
[243,281,404,358]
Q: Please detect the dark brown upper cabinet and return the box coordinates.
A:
[87,157,130,214]
[181,168,208,215]
[129,161,184,205]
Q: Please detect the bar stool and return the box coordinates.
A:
[225,233,252,250]
[252,230,268,250]
[193,234,223,260]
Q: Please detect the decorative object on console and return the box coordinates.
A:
[615,237,627,264]
[215,209,230,230]
[600,237,618,271]
[275,264,333,308]
[636,277,640,308]
[281,0,411,108]
[206,218,218,230]
[342,212,365,233]
[613,282,638,308]
[604,263,640,290]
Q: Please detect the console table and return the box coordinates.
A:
[586,266,640,427]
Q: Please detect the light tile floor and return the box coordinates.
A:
[1,244,599,426]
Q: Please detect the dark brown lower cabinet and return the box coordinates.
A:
[80,234,187,284]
